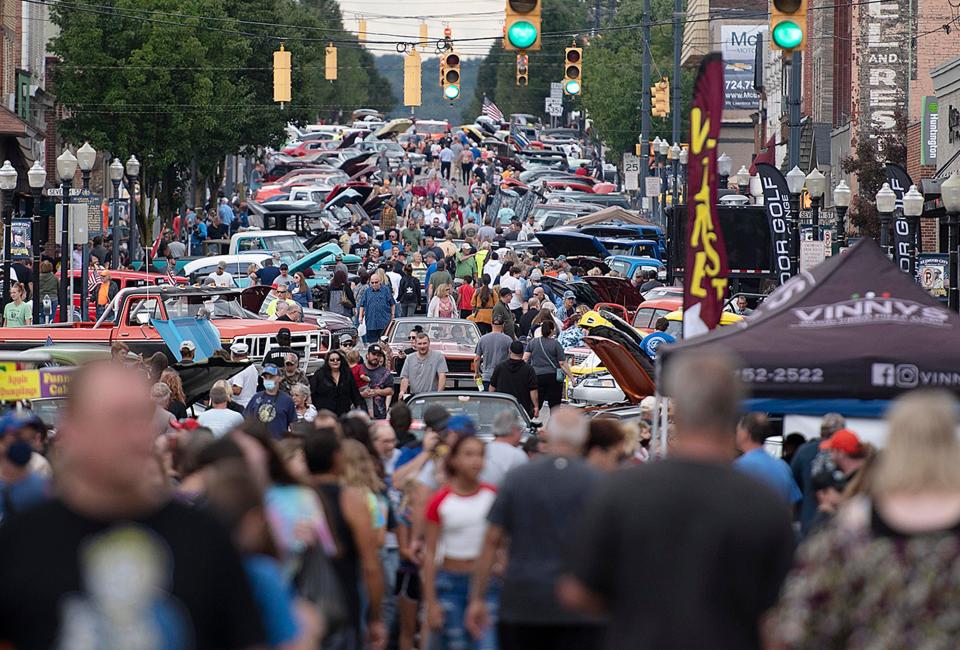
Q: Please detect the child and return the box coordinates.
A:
[346,349,372,414]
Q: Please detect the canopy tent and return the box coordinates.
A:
[567,206,659,227]
[659,239,960,400]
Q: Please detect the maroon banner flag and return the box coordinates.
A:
[683,52,730,338]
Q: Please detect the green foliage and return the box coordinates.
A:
[375,54,480,124]
[841,112,908,238]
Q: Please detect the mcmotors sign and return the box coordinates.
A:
[858,0,909,137]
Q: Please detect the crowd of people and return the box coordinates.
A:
[3,348,960,649]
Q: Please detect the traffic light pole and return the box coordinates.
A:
[788,50,802,169]
[671,0,682,145]
[640,0,651,212]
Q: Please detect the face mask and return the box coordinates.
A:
[263,380,277,391]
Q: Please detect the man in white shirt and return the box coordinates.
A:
[480,410,529,486]
[197,385,244,438]
[386,266,402,300]
[206,261,234,287]
[228,342,258,407]
[500,266,524,314]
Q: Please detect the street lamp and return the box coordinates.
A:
[670,142,681,210]
[0,160,17,308]
[76,142,96,320]
[876,182,897,257]
[109,158,124,270]
[749,174,763,205]
[27,161,45,324]
[125,155,140,267]
[805,168,826,241]
[786,165,805,274]
[903,184,924,272]
[658,139,669,221]
[56,149,78,323]
[678,147,688,203]
[833,180,851,248]
[736,165,750,195]
[717,152,732,189]
[941,171,960,311]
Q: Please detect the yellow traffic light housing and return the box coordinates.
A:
[441,51,461,101]
[516,53,529,87]
[652,78,670,117]
[325,44,337,81]
[770,0,806,51]
[505,0,541,51]
[404,49,422,107]
[563,46,582,96]
[273,43,291,106]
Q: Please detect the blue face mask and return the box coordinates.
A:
[263,379,277,391]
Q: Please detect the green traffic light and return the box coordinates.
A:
[444,85,461,100]
[564,79,581,95]
[507,21,538,49]
[772,20,803,49]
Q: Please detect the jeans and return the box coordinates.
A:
[440,161,452,180]
[401,302,417,317]
[365,328,384,344]
[431,570,499,650]
[380,547,400,637]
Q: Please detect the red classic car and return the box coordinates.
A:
[383,317,480,389]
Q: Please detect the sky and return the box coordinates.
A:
[336,0,505,58]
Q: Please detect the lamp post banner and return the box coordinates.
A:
[683,52,729,338]
[884,163,915,276]
[756,163,796,285]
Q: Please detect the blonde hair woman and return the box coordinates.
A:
[772,391,960,648]
[340,439,388,546]
[427,282,457,318]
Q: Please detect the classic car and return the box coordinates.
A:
[632,297,683,333]
[384,318,480,389]
[0,286,329,369]
[404,391,535,441]
[61,269,189,321]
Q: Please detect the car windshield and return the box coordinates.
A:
[407,394,524,437]
[608,259,632,277]
[603,242,658,258]
[391,320,479,347]
[164,294,256,319]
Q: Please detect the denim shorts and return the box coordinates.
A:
[430,570,499,650]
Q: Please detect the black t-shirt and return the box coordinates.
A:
[570,458,795,650]
[518,309,538,337]
[263,345,301,369]
[0,498,264,649]
[490,359,538,416]
[207,223,228,240]
[350,243,370,259]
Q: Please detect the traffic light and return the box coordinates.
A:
[404,49,422,107]
[273,43,291,105]
[358,18,367,42]
[441,51,461,101]
[563,46,582,95]
[325,44,337,81]
[651,78,669,117]
[770,0,806,51]
[504,0,541,51]
[516,53,529,87]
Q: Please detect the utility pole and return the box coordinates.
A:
[594,0,601,34]
[640,0,651,210]
[671,0,682,145]
[788,51,802,169]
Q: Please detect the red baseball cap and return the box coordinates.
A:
[820,429,863,454]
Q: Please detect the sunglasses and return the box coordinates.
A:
[285,361,297,366]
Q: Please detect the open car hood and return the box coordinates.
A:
[539,277,603,308]
[535,231,609,258]
[374,118,413,138]
[339,153,377,176]
[176,360,251,407]
[240,285,273,313]
[582,334,656,404]
[583,277,645,311]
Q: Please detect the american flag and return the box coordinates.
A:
[481,97,504,122]
[510,122,530,149]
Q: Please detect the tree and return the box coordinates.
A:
[841,113,908,238]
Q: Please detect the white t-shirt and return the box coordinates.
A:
[479,440,529,486]
[197,407,245,438]
[207,271,234,287]
[230,363,259,407]
[499,274,522,310]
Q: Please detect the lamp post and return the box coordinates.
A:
[109,158,123,270]
[678,147,688,204]
[940,171,960,311]
[902,184,924,273]
[0,161,17,308]
[76,142,96,320]
[876,182,897,257]
[833,180,851,248]
[805,168,826,241]
[785,165,805,275]
[736,165,750,195]
[56,149,78,323]
[717,152,732,189]
[27,161,45,324]
[670,142,680,209]
[658,139,669,222]
[749,174,763,205]
[125,155,140,267]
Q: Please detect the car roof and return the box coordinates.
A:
[638,298,682,309]
[664,308,743,325]
[182,253,270,271]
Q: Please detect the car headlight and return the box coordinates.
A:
[582,377,617,389]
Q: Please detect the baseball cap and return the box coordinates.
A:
[811,459,848,492]
[278,327,291,337]
[339,333,355,344]
[367,343,385,356]
[499,287,513,297]
[530,268,543,280]
[217,260,227,269]
[261,364,280,376]
[509,340,524,355]
[447,414,477,436]
[230,342,249,355]
[423,404,450,431]
[180,340,196,352]
[563,290,576,300]
[461,242,471,250]
[820,429,863,454]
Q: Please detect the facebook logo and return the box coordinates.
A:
[872,364,895,387]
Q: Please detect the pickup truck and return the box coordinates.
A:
[0,285,329,368]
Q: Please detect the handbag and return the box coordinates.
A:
[293,544,349,632]
[539,337,565,383]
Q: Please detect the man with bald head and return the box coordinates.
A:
[0,362,265,649]
[559,352,795,650]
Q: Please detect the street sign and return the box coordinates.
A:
[623,153,640,191]
[822,229,833,256]
[45,187,85,197]
[800,240,826,271]
[644,176,662,198]
[544,97,562,117]
[550,82,562,99]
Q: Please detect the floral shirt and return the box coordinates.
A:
[773,496,960,649]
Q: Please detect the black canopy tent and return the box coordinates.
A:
[659,240,960,400]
